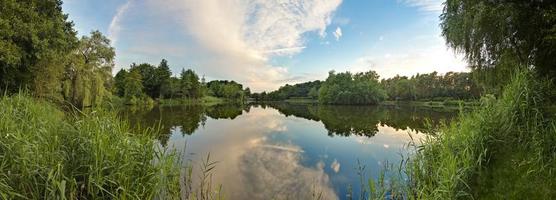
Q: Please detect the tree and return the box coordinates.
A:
[114,69,128,97]
[131,63,158,98]
[180,69,201,99]
[124,68,143,99]
[157,59,172,98]
[441,0,556,90]
[318,70,387,105]
[308,87,319,99]
[62,30,115,107]
[0,0,77,98]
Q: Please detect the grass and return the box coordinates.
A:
[381,99,479,109]
[158,96,225,106]
[0,94,223,199]
[284,97,318,103]
[398,70,556,199]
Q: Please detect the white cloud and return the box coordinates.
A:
[330,159,340,173]
[147,0,342,91]
[399,0,443,13]
[333,27,342,41]
[108,0,132,45]
[347,37,468,78]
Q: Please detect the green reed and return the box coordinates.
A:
[0,94,222,199]
[401,70,555,199]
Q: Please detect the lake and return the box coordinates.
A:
[119,103,457,200]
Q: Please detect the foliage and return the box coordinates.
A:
[381,71,482,101]
[318,71,387,105]
[0,0,77,98]
[157,59,172,98]
[0,94,182,199]
[404,70,556,199]
[207,80,247,101]
[180,69,201,99]
[251,80,322,101]
[61,31,115,107]
[441,0,556,89]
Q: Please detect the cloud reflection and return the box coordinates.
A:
[238,140,337,199]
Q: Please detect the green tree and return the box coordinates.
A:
[131,63,158,98]
[180,69,201,99]
[0,0,77,98]
[62,31,115,107]
[308,87,319,99]
[124,68,143,100]
[441,0,556,90]
[319,70,386,105]
[114,69,128,97]
[157,59,172,98]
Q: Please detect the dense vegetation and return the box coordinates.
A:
[251,80,321,101]
[381,71,481,101]
[0,0,116,108]
[379,0,556,199]
[317,71,386,105]
[405,71,556,199]
[255,70,481,105]
[0,94,182,199]
[114,61,250,105]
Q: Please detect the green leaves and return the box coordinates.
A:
[318,70,387,105]
[441,0,556,79]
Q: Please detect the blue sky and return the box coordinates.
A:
[63,0,467,92]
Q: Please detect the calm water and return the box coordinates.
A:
[120,103,457,199]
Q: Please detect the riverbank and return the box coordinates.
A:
[157,95,226,106]
[0,94,182,199]
[381,99,479,109]
[399,71,556,199]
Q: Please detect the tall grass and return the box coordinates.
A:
[0,94,222,199]
[400,70,556,199]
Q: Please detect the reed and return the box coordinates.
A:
[0,94,222,199]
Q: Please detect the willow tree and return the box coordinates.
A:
[62,31,115,107]
[441,0,556,93]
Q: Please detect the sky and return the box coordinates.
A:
[62,0,468,92]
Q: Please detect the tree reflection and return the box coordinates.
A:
[119,103,458,145]
[118,104,245,145]
[262,103,457,137]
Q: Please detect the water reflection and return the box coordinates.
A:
[119,103,456,142]
[118,103,457,199]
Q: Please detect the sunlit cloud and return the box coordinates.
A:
[347,37,467,79]
[333,27,342,41]
[399,0,444,13]
[330,159,340,173]
[108,0,132,45]
[146,0,342,91]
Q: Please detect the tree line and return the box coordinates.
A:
[380,71,482,101]
[253,70,483,105]
[251,80,321,101]
[114,60,250,104]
